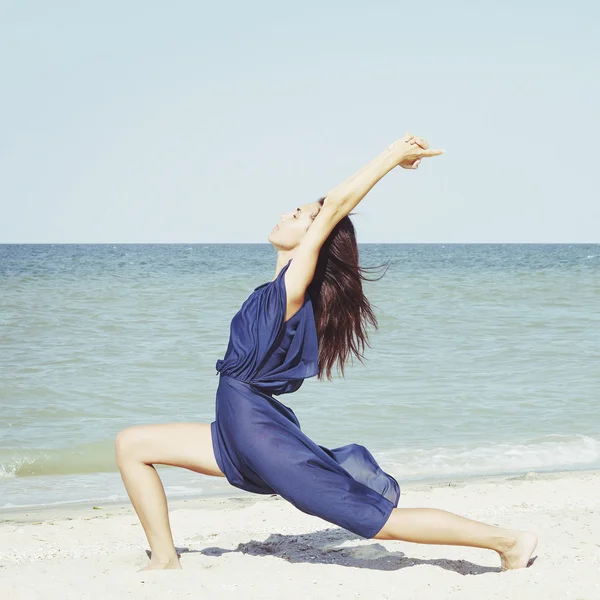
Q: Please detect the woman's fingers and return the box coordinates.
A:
[396,134,444,169]
[401,133,431,151]
[410,137,429,149]
[418,148,445,157]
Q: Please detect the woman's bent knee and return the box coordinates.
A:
[114,422,226,478]
[115,426,143,465]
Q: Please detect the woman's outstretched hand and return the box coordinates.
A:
[390,133,445,170]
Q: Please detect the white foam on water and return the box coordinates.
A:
[375,434,600,480]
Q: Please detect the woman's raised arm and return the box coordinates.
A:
[284,134,444,305]
[321,133,444,217]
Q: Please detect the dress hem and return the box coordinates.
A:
[210,420,226,477]
[361,496,398,539]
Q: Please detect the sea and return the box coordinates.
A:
[1,243,598,509]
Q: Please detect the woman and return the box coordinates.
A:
[115,133,538,572]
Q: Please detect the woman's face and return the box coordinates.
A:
[268,201,323,249]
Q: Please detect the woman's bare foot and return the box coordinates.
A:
[498,531,538,570]
[138,556,182,571]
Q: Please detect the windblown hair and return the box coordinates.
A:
[307,198,390,381]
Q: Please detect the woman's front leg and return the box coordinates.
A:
[373,507,538,570]
[114,422,225,570]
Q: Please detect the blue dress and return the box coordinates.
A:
[210,259,400,539]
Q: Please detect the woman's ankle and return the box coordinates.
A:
[149,551,180,565]
[492,531,518,555]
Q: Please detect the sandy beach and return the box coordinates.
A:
[1,469,598,599]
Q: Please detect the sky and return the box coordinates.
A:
[1,1,598,243]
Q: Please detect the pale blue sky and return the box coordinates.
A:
[1,1,598,243]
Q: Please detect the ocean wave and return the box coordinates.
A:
[0,439,116,478]
[3,434,599,483]
[375,434,600,480]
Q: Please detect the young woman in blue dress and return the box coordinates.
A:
[115,133,538,571]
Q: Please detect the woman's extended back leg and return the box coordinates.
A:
[114,422,225,570]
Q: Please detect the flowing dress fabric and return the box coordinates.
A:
[210,260,400,539]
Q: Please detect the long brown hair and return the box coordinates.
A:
[307,198,390,381]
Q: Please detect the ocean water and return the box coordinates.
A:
[1,243,599,509]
